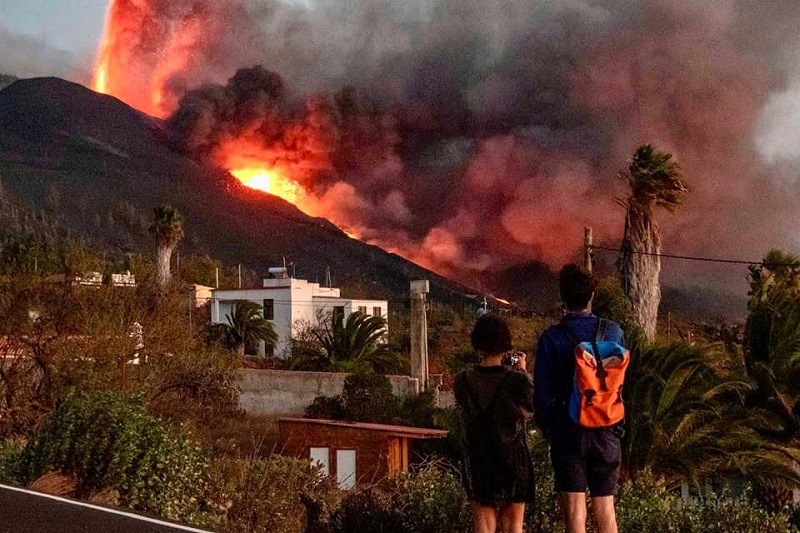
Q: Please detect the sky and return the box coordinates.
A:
[0,0,109,81]
[0,0,107,53]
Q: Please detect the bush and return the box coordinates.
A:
[525,428,561,532]
[397,389,439,429]
[305,371,401,424]
[339,371,400,422]
[331,490,406,532]
[331,464,471,533]
[391,464,472,533]
[305,395,346,420]
[615,471,790,533]
[221,454,340,533]
[19,391,211,523]
[0,438,24,485]
[305,372,447,430]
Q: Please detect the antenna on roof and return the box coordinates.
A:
[326,266,332,288]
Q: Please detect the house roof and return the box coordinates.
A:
[278,417,448,439]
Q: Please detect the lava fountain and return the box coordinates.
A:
[92,0,212,118]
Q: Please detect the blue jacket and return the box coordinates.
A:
[533,311,624,433]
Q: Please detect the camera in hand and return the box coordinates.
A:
[502,351,524,368]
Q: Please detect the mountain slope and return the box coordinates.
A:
[0,77,473,301]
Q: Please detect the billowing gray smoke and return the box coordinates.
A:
[163,0,800,293]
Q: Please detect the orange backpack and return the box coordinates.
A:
[560,319,630,428]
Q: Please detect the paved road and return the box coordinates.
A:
[0,485,215,533]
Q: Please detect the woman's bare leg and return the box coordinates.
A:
[472,503,498,533]
[498,503,526,533]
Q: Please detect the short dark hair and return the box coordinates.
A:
[559,264,596,311]
[471,314,513,354]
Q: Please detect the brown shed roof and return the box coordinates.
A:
[279,418,448,439]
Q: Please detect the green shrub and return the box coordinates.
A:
[222,454,340,533]
[340,371,400,422]
[615,471,790,533]
[525,428,561,532]
[331,464,471,533]
[19,391,211,523]
[0,438,24,485]
[305,394,346,420]
[391,464,472,533]
[331,490,406,532]
[397,390,439,429]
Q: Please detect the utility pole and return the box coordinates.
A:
[584,227,593,274]
[410,280,430,393]
[238,264,242,289]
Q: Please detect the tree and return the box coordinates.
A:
[292,311,405,374]
[743,250,800,509]
[148,204,184,291]
[623,340,800,492]
[617,144,687,341]
[215,300,278,358]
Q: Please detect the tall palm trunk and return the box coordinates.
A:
[619,202,661,341]
[617,144,686,343]
[155,243,174,291]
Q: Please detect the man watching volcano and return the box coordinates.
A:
[533,264,625,533]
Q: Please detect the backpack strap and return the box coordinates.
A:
[560,317,610,392]
[591,319,609,391]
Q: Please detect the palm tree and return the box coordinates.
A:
[315,312,404,374]
[149,204,184,291]
[743,251,800,509]
[217,300,278,357]
[617,144,687,341]
[623,340,800,492]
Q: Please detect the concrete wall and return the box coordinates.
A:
[237,369,421,416]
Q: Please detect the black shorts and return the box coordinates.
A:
[549,424,621,497]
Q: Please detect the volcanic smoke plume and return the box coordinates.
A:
[93,0,800,292]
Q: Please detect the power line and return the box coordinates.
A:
[590,245,795,267]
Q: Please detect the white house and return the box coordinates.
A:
[210,268,389,357]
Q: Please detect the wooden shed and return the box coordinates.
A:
[278,418,448,488]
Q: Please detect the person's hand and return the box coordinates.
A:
[513,351,527,371]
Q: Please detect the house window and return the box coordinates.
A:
[332,306,345,325]
[310,447,330,476]
[263,299,274,320]
[358,306,367,315]
[373,306,382,317]
[336,449,356,489]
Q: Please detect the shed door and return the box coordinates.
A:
[310,447,330,476]
[336,450,356,489]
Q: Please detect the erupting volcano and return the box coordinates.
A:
[89,0,800,292]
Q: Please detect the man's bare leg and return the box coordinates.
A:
[498,503,526,533]
[591,496,618,533]
[561,492,587,533]
[472,503,497,533]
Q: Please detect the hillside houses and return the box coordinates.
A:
[210,268,388,357]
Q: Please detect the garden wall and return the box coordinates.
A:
[237,369,421,416]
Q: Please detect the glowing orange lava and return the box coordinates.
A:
[230,167,304,205]
[91,0,115,95]
[91,0,201,117]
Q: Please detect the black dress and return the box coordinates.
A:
[454,365,535,505]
